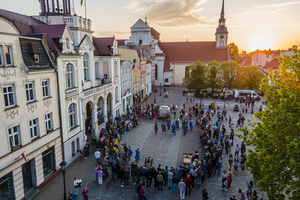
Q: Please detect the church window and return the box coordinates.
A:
[219,40,224,47]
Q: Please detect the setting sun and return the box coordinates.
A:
[249,34,273,51]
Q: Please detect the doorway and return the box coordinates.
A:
[22,159,36,196]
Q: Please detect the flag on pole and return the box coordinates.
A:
[80,0,83,6]
[113,138,119,153]
[21,152,27,161]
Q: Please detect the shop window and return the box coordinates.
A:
[0,172,15,200]
[42,147,56,178]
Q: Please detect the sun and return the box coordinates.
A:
[249,34,273,51]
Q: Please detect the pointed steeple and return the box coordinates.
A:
[215,0,228,48]
[221,0,225,18]
[219,0,225,26]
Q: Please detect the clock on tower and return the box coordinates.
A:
[215,0,228,49]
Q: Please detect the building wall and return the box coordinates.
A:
[172,62,194,85]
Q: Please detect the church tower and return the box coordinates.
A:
[215,0,228,48]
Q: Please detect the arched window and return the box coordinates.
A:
[68,103,77,129]
[185,66,189,78]
[95,62,100,79]
[219,40,224,47]
[66,63,75,88]
[114,61,118,77]
[83,53,89,80]
[66,38,70,49]
[115,86,118,102]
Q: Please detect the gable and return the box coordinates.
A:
[78,35,95,52]
[131,19,150,30]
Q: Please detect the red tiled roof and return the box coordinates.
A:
[93,37,114,56]
[158,41,228,71]
[240,56,252,66]
[117,39,126,46]
[0,9,45,34]
[32,25,66,52]
[263,58,279,70]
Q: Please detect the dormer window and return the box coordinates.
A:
[34,54,40,63]
[66,38,70,49]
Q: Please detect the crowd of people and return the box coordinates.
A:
[68,95,262,200]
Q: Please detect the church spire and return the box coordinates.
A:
[221,0,225,18]
[215,0,228,49]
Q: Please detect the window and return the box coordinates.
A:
[30,119,39,139]
[8,126,20,148]
[45,113,52,131]
[76,138,80,152]
[0,47,3,66]
[155,64,158,80]
[115,86,118,103]
[3,85,15,108]
[83,53,89,80]
[25,82,35,102]
[34,54,40,63]
[42,80,50,98]
[66,64,75,88]
[0,172,15,200]
[4,46,12,65]
[114,61,118,76]
[95,62,100,79]
[79,18,82,28]
[165,78,169,83]
[42,147,56,178]
[219,40,224,47]
[69,103,77,129]
[66,38,70,49]
[139,39,142,44]
[71,141,76,157]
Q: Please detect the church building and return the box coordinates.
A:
[154,0,230,86]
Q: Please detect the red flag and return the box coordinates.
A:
[21,153,27,161]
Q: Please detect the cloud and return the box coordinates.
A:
[124,0,139,10]
[254,2,300,8]
[126,0,213,27]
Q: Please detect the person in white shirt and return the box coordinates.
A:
[74,177,82,195]
[94,149,101,165]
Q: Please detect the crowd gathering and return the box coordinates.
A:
[67,96,262,200]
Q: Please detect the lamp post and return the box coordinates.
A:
[160,83,162,96]
[60,160,67,200]
[251,98,254,114]
[154,87,156,104]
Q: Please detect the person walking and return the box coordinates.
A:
[172,173,180,195]
[234,144,240,158]
[127,146,133,160]
[82,187,89,200]
[94,149,101,165]
[239,189,246,200]
[73,177,81,195]
[171,122,177,135]
[229,154,234,168]
[185,175,192,196]
[178,179,186,200]
[216,158,222,175]
[227,168,233,188]
[156,171,163,192]
[97,166,103,185]
[69,191,78,200]
[94,165,98,181]
[222,170,227,190]
[135,148,140,163]
[168,170,173,189]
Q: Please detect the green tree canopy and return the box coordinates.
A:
[240,65,266,90]
[207,60,222,92]
[220,61,241,89]
[182,61,208,90]
[228,43,241,62]
[238,47,300,200]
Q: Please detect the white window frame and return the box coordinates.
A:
[45,113,52,131]
[66,64,75,88]
[8,126,20,148]
[114,61,118,77]
[69,103,77,129]
[29,118,39,139]
[42,80,50,98]
[3,85,15,108]
[25,82,35,102]
[34,54,40,63]
[0,46,3,66]
[95,62,100,79]
[83,53,89,80]
[4,45,13,66]
[115,87,118,102]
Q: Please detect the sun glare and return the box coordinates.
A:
[249,35,273,51]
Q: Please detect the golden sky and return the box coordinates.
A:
[2,0,300,52]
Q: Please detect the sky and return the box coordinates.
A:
[1,0,300,52]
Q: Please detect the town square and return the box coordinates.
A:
[0,0,299,200]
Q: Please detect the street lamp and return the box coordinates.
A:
[251,98,254,114]
[160,83,162,96]
[154,87,156,104]
[60,160,67,200]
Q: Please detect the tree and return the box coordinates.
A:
[242,65,266,90]
[228,43,241,62]
[237,47,300,200]
[182,61,208,90]
[207,60,222,92]
[220,61,241,89]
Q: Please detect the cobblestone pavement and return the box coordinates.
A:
[35,87,267,200]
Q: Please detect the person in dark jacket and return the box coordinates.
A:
[136,166,142,180]
[172,173,181,195]
[131,163,137,184]
[207,160,212,178]
[151,166,158,187]
[123,166,130,185]
[146,167,153,187]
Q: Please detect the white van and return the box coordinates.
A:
[234,90,260,100]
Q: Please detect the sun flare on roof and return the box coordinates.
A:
[250,34,273,51]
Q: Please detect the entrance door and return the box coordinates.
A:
[22,161,33,192]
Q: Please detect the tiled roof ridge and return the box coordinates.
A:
[0,8,46,25]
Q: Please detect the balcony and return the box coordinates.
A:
[83,82,113,99]
[63,16,92,31]
[65,87,78,99]
[114,76,120,83]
